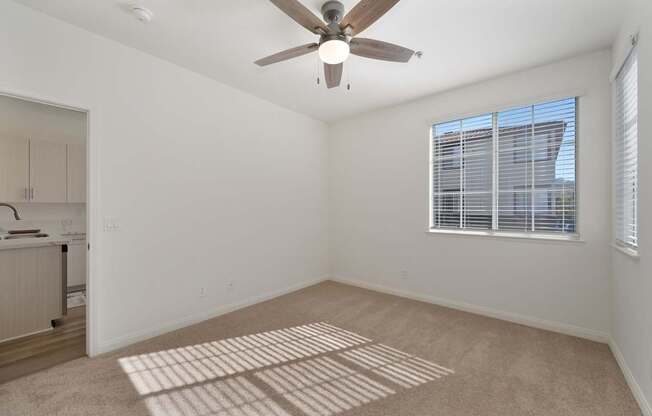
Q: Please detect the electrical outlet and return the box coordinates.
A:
[61,218,73,232]
[199,287,207,298]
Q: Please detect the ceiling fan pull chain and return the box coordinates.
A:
[347,59,352,91]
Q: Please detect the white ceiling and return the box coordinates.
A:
[14,0,628,122]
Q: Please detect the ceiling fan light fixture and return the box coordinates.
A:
[319,39,350,64]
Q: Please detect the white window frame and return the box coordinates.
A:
[427,97,581,243]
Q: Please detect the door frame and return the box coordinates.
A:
[0,88,99,357]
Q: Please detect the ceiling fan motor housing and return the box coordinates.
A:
[321,1,345,24]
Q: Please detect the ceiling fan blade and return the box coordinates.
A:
[350,38,414,62]
[324,63,343,88]
[268,0,327,34]
[340,0,401,36]
[255,43,319,66]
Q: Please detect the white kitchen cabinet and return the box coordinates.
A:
[67,144,86,203]
[0,245,63,342]
[29,139,67,203]
[0,137,29,202]
[0,137,84,204]
[67,241,86,288]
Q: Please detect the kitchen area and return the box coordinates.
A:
[0,94,87,382]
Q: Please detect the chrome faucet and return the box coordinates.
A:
[0,203,21,220]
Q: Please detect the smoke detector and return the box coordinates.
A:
[131,6,153,23]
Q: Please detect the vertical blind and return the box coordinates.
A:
[431,98,577,235]
[614,46,639,249]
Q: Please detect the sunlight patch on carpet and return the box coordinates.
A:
[144,376,289,416]
[339,344,454,388]
[118,322,453,416]
[255,356,395,416]
[118,322,369,395]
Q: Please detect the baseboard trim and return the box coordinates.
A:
[610,338,652,416]
[329,277,609,343]
[0,327,53,345]
[97,277,328,354]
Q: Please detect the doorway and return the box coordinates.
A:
[0,93,90,383]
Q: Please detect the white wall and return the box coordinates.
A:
[330,50,613,339]
[610,0,652,413]
[0,1,329,354]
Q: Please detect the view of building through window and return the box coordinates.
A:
[431,98,576,234]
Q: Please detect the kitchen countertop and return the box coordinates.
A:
[0,234,73,251]
[0,221,85,251]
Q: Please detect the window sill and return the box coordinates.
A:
[611,243,639,259]
[426,228,584,243]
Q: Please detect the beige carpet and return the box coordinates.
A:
[0,281,640,416]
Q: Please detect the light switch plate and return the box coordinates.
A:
[103,217,120,232]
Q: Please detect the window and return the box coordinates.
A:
[430,98,577,236]
[431,114,493,230]
[614,45,638,250]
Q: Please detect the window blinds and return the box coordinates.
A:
[431,98,577,235]
[614,47,639,249]
[497,98,576,233]
[432,114,493,230]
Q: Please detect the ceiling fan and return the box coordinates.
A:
[255,0,416,89]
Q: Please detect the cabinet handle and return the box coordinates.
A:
[30,188,34,200]
[61,245,68,316]
[25,188,28,201]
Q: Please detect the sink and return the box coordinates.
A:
[3,233,49,240]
